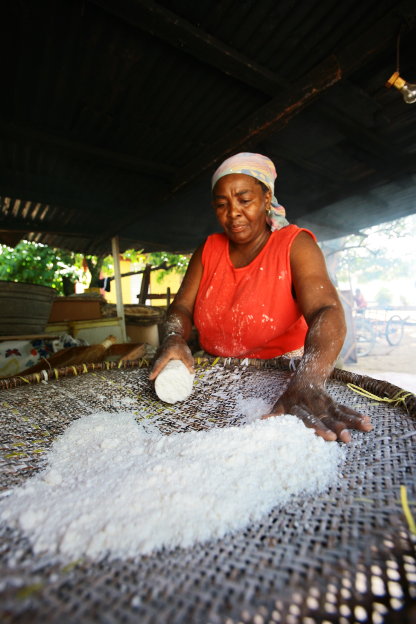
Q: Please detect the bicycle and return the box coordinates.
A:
[354,311,406,357]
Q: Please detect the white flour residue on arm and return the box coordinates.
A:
[0,411,344,562]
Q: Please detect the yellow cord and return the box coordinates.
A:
[400,485,416,535]
[347,383,413,408]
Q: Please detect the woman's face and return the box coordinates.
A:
[212,174,271,245]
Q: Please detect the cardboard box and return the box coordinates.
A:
[48,297,102,322]
[46,317,126,344]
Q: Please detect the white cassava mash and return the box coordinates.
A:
[154,359,195,403]
[1,411,343,561]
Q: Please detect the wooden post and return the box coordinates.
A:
[138,264,151,305]
[111,235,127,343]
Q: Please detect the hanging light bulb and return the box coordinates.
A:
[385,26,416,104]
[385,72,416,104]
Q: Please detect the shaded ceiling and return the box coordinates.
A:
[0,0,415,254]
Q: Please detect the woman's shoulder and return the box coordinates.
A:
[205,232,228,245]
[202,232,228,253]
[272,224,317,244]
[200,232,228,265]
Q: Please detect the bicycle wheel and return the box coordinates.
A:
[355,318,376,357]
[386,315,404,346]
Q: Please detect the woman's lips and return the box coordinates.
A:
[229,223,246,232]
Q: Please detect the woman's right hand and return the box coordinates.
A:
[148,335,195,381]
[148,245,203,381]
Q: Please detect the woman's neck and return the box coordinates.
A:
[229,229,271,268]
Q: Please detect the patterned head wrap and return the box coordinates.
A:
[211,152,289,231]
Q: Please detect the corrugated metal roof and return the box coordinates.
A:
[0,0,415,253]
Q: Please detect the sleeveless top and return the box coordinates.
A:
[193,225,316,359]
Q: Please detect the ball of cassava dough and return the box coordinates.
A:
[155,360,195,404]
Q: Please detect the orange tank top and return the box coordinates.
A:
[194,225,316,359]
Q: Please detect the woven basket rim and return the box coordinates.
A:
[1,354,415,417]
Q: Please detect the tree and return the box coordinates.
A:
[0,240,191,297]
[83,255,107,289]
[143,251,190,283]
[103,249,190,283]
[321,214,416,286]
[0,241,83,295]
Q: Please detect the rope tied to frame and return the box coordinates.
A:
[347,383,413,411]
[400,485,416,536]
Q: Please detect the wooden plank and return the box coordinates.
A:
[107,343,146,361]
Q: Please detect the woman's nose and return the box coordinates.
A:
[227,199,242,217]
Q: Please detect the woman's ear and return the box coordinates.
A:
[265,189,272,209]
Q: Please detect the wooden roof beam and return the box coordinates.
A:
[90,0,283,95]
[0,218,97,239]
[171,57,342,193]
[317,101,406,167]
[170,1,415,193]
[91,0,413,96]
[0,121,175,178]
[0,174,140,219]
[91,0,414,192]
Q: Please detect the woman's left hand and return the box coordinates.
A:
[262,380,373,442]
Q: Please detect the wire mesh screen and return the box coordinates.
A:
[1,361,415,624]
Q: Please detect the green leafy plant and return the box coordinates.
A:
[0,241,191,296]
[0,241,83,295]
[114,249,190,283]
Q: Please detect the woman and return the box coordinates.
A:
[150,153,372,442]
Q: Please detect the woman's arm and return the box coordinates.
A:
[149,244,204,380]
[266,232,372,442]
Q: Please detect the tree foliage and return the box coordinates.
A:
[0,241,83,295]
[0,241,191,295]
[322,214,416,285]
[105,249,190,283]
[145,251,190,283]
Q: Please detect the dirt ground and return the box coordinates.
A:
[343,323,416,374]
[341,323,416,392]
